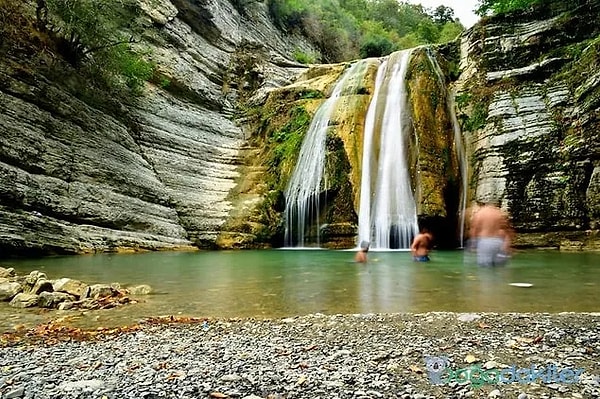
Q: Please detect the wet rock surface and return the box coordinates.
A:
[0,312,598,398]
[0,266,151,312]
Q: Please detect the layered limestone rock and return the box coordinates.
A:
[455,0,600,249]
[0,0,313,254]
[244,0,599,250]
[1,0,598,253]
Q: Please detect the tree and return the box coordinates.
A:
[475,0,543,16]
[431,5,455,24]
[438,22,464,43]
[33,0,154,92]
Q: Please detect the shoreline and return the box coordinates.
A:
[1,312,598,398]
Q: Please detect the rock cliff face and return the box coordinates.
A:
[0,0,312,255]
[238,0,600,250]
[1,0,599,254]
[455,0,600,249]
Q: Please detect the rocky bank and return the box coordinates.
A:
[0,312,598,398]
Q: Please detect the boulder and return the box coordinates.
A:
[38,291,76,308]
[0,267,15,278]
[30,278,54,295]
[25,270,47,286]
[52,278,89,299]
[9,293,39,308]
[87,284,118,299]
[127,284,152,295]
[0,281,22,301]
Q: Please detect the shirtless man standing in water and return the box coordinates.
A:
[411,227,433,262]
[469,202,513,266]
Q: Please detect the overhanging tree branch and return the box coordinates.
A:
[82,36,136,56]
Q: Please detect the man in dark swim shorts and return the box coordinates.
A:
[411,227,433,262]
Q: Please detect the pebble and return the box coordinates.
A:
[0,312,597,399]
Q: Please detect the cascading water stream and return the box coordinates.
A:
[357,50,419,250]
[426,49,468,247]
[284,61,367,247]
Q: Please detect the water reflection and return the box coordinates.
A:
[0,249,598,331]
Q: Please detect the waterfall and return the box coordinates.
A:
[426,49,468,247]
[284,61,367,247]
[357,50,419,250]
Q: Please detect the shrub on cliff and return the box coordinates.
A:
[39,0,154,93]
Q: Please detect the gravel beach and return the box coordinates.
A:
[0,312,599,399]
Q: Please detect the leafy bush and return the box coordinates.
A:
[293,48,317,64]
[39,0,154,93]
[360,34,394,58]
[475,0,544,16]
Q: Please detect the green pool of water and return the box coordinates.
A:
[1,249,598,331]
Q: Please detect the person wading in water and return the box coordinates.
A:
[411,227,433,262]
[469,201,514,266]
[355,241,370,263]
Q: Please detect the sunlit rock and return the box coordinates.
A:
[0,281,22,301]
[0,267,15,278]
[9,293,38,308]
[127,284,152,295]
[52,278,89,299]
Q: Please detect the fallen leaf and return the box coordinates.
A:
[478,322,491,329]
[297,375,308,385]
[210,392,228,398]
[408,364,423,374]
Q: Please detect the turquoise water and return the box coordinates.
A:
[0,249,599,331]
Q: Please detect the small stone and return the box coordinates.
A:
[5,386,25,399]
[483,360,497,369]
[457,313,481,322]
[488,389,502,398]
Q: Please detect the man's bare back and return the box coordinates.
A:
[411,229,433,261]
[469,203,513,266]
[470,204,509,238]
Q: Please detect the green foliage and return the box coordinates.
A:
[268,0,467,62]
[0,0,30,50]
[298,89,324,99]
[475,0,543,16]
[41,0,153,93]
[293,48,317,64]
[463,102,488,132]
[266,106,311,187]
[455,92,472,108]
[360,33,394,58]
[437,22,463,43]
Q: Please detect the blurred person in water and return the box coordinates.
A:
[355,241,369,263]
[468,201,514,266]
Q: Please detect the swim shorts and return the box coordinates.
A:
[476,237,508,266]
[413,255,430,262]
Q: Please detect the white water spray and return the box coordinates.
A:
[426,49,468,247]
[284,62,366,247]
[357,50,419,250]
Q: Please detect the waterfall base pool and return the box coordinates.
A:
[1,249,598,332]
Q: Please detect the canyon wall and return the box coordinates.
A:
[0,0,313,254]
[0,0,598,254]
